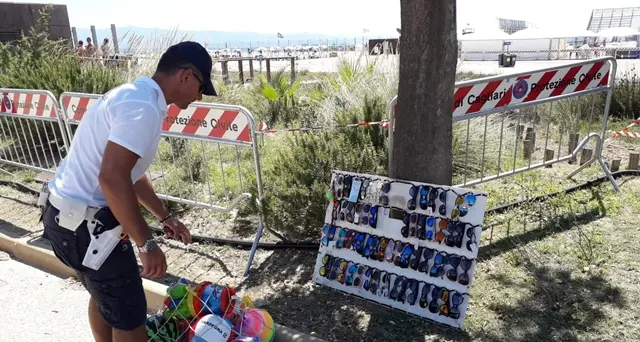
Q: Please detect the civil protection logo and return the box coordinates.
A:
[512,80,528,100]
[2,93,11,112]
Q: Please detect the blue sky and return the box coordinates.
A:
[21,0,640,36]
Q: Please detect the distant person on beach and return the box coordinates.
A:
[101,38,110,59]
[75,40,85,56]
[101,38,111,67]
[85,37,96,57]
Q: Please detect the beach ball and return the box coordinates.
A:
[234,309,275,342]
[201,284,237,318]
[145,314,181,342]
[164,285,197,320]
[188,314,236,342]
[164,295,195,320]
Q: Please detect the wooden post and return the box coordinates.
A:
[71,27,78,47]
[568,133,579,163]
[238,60,244,83]
[525,127,536,144]
[266,59,272,82]
[544,149,554,167]
[290,57,296,82]
[249,59,254,79]
[110,24,120,54]
[221,61,229,84]
[523,127,536,158]
[523,140,531,158]
[516,124,525,140]
[90,25,98,51]
[610,159,621,172]
[629,153,640,170]
[580,148,593,166]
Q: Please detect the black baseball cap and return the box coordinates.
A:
[158,41,216,96]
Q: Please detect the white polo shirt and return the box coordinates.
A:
[49,76,168,207]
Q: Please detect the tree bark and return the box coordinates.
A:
[390,1,457,186]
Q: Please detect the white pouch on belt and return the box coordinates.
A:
[37,183,49,207]
[56,196,89,232]
[82,220,123,271]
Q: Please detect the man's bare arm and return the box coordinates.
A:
[134,174,169,222]
[134,174,192,244]
[98,141,151,247]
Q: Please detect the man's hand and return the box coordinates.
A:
[139,248,167,279]
[163,216,192,245]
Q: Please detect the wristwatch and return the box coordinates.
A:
[137,237,160,253]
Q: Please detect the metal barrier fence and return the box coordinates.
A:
[0,89,69,175]
[388,56,620,192]
[460,47,640,61]
[0,88,267,275]
[461,47,640,54]
[12,91,265,276]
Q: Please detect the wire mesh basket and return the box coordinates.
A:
[146,278,275,342]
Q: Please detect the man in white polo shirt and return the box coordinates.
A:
[41,41,217,342]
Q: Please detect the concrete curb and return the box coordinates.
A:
[0,233,326,342]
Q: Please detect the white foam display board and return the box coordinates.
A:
[313,170,489,329]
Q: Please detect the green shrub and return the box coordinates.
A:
[251,133,388,241]
[258,69,302,127]
[610,69,639,121]
[241,95,388,241]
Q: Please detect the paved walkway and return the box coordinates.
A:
[0,251,94,341]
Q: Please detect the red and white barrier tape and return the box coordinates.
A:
[612,130,640,138]
[609,117,640,140]
[59,94,388,139]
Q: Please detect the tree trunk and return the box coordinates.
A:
[390,1,457,186]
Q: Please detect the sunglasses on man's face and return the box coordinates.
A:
[183,67,205,93]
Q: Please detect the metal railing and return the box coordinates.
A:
[388,56,620,192]
[459,47,640,61]
[0,89,69,175]
[57,92,266,276]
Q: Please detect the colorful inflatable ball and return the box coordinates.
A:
[201,283,237,318]
[234,309,275,342]
[188,314,236,342]
[145,314,181,342]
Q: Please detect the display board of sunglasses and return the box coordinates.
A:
[313,170,489,328]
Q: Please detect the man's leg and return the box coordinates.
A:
[112,325,148,342]
[88,297,112,342]
[80,238,148,342]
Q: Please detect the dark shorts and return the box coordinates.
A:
[41,201,147,331]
